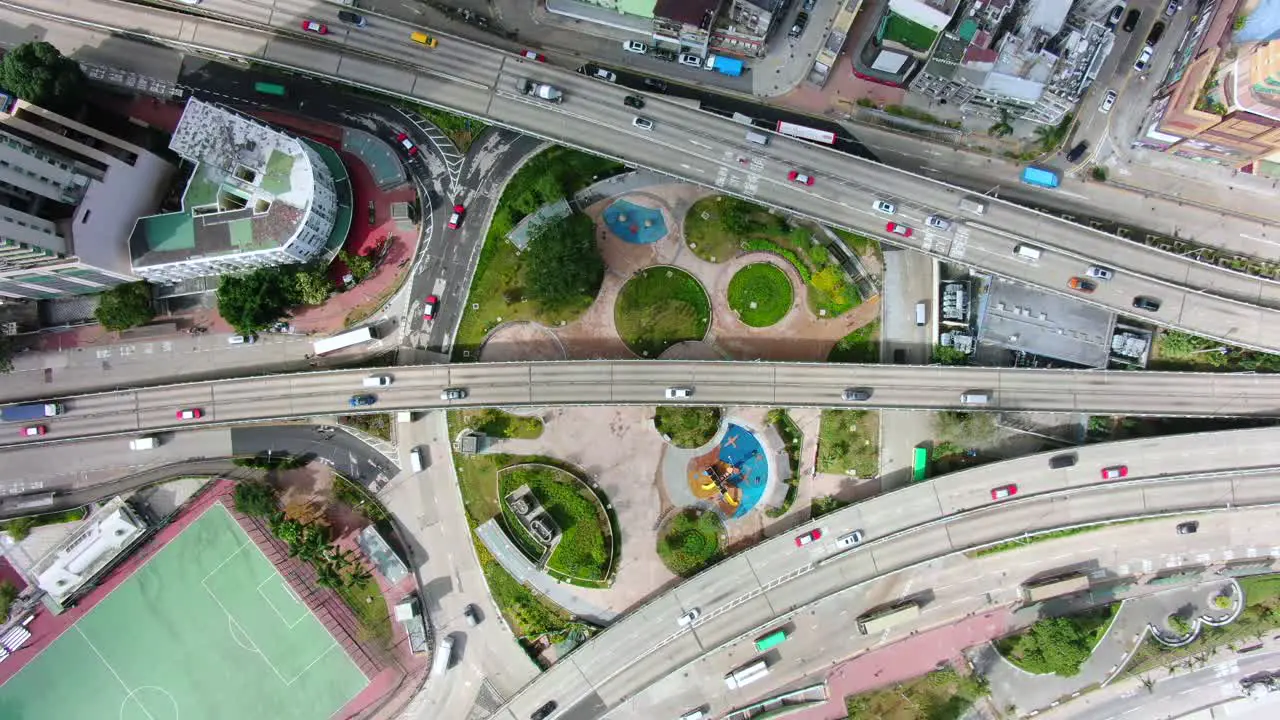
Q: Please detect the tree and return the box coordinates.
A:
[338,250,374,283]
[524,212,603,307]
[1005,617,1093,676]
[0,580,17,623]
[282,499,329,527]
[233,480,279,518]
[934,411,997,445]
[932,346,970,365]
[216,267,294,335]
[1090,165,1108,182]
[94,282,155,331]
[0,334,14,374]
[291,265,332,306]
[0,42,86,113]
[988,108,1014,138]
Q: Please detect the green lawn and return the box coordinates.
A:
[657,509,723,577]
[413,104,488,152]
[614,267,710,356]
[829,320,880,363]
[833,227,884,262]
[817,409,879,477]
[846,667,988,720]
[654,406,722,448]
[499,466,611,583]
[881,13,939,52]
[728,263,793,327]
[683,196,743,262]
[1151,330,1280,372]
[457,409,544,439]
[335,575,392,644]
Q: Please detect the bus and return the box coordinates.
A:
[1020,165,1061,189]
[754,628,789,652]
[313,326,378,356]
[724,659,770,689]
[253,82,286,96]
[776,120,836,145]
[856,601,920,635]
[1021,573,1090,603]
[912,446,929,482]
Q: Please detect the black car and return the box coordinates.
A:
[1132,295,1162,312]
[1066,141,1089,162]
[531,701,558,720]
[1146,21,1165,46]
[624,95,645,109]
[789,12,809,38]
[642,77,668,91]
[1176,521,1199,535]
[1049,453,1078,469]
[842,388,872,402]
[1123,8,1141,32]
[653,49,677,62]
[337,10,367,27]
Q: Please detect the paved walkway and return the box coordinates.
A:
[475,519,617,624]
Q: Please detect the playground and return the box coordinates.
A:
[0,503,367,720]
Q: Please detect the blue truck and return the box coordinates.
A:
[1020,166,1061,189]
[703,54,744,77]
[0,402,63,422]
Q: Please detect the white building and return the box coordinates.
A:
[30,496,147,605]
[129,98,338,283]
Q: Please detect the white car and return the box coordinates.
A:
[676,608,701,626]
[926,215,951,230]
[440,387,468,401]
[836,530,864,548]
[679,53,702,68]
[1086,265,1114,280]
[665,386,693,399]
[593,68,617,82]
[633,117,654,131]
[1099,89,1118,113]
[1133,45,1154,72]
[623,40,647,54]
[873,199,896,214]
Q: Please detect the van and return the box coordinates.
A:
[228,334,256,345]
[430,635,453,677]
[410,447,425,472]
[680,711,708,720]
[958,196,987,215]
[410,31,438,47]
[129,436,158,451]
[745,129,770,145]
[363,375,392,387]
[915,302,927,327]
[960,391,991,405]
[1014,244,1044,261]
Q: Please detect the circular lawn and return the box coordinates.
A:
[727,262,793,327]
[615,267,711,357]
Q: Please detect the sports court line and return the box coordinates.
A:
[200,536,255,586]
[75,626,157,720]
[258,577,307,629]
[202,573,292,687]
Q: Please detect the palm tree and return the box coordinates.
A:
[988,108,1014,138]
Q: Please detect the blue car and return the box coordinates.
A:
[349,394,376,407]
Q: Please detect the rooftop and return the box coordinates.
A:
[31,497,146,603]
[977,276,1116,368]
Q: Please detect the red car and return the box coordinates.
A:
[396,132,418,156]
[519,49,546,62]
[447,204,465,229]
[423,295,438,320]
[886,222,913,238]
[177,408,203,420]
[1100,465,1128,480]
[301,20,328,34]
[990,484,1017,500]
[787,170,815,186]
[20,425,46,437]
[794,529,822,547]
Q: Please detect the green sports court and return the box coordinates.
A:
[0,503,368,720]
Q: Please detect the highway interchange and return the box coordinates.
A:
[7,0,1280,353]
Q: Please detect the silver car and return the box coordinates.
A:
[836,530,864,548]
[440,387,468,400]
[1086,265,1114,280]
[926,215,951,230]
[873,199,896,214]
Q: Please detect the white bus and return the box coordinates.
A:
[312,326,377,356]
[724,659,770,689]
[856,601,920,635]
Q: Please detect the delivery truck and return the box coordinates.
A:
[0,402,63,422]
[703,54,744,76]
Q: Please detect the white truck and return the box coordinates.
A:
[516,77,563,104]
[129,436,158,450]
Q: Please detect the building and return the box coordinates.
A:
[654,0,724,57]
[811,0,864,86]
[128,98,339,283]
[908,0,1114,124]
[718,0,779,57]
[0,95,175,300]
[553,0,790,58]
[1136,0,1280,167]
[30,496,147,605]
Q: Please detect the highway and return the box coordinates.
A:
[6,361,1280,448]
[7,0,1280,352]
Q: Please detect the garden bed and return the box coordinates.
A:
[818,409,879,477]
[727,262,793,327]
[614,266,710,356]
[499,465,613,583]
[657,509,723,577]
[654,406,722,448]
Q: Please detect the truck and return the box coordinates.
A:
[515,77,563,104]
[703,54,744,76]
[129,436,158,451]
[430,635,454,677]
[0,402,64,422]
[724,659,769,689]
[1020,165,1061,189]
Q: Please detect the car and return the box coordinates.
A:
[836,530,864,548]
[803,0,817,9]
[1049,453,1077,469]
[873,199,896,214]
[679,53,702,68]
[623,40,647,54]
[423,294,438,320]
[632,116,654,131]
[1099,89,1118,113]
[519,49,546,62]
[1147,22,1166,47]
[592,68,617,82]
[1176,521,1199,535]
[1068,277,1096,293]
[653,49,678,63]
[1123,8,1141,32]
[1132,295,1162,312]
[926,215,951,230]
[176,408,203,420]
[643,77,669,90]
[1133,46,1154,72]
[1165,0,1179,17]
[676,608,701,626]
[624,95,645,109]
[338,10,367,27]
[301,20,328,34]
[990,484,1018,500]
[789,12,809,37]
[794,529,822,546]
[842,388,872,401]
[787,170,815,185]
[349,394,376,407]
[464,604,481,626]
[20,425,46,437]
[886,222,913,238]
[665,386,693,399]
[531,701,558,720]
[396,132,418,156]
[440,387,468,401]
[1101,465,1129,480]
[1106,4,1124,29]
[1066,141,1089,162]
[447,204,465,229]
[1086,265,1115,280]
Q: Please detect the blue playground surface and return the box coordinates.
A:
[719,424,768,517]
[604,199,668,244]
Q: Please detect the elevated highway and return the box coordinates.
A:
[6,0,1280,351]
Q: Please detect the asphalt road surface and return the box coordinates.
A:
[229,424,397,486]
